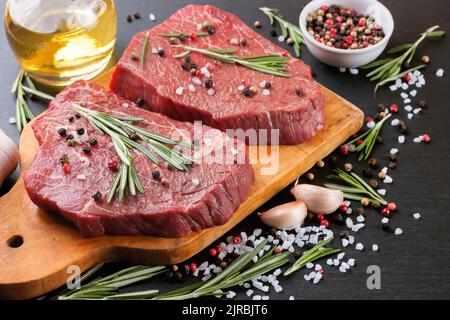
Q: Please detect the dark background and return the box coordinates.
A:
[1,0,449,300]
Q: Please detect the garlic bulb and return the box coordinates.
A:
[0,130,19,187]
[290,184,343,214]
[258,201,307,230]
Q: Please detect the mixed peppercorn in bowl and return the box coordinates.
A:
[299,0,394,67]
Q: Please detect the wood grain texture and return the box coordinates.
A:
[0,69,363,299]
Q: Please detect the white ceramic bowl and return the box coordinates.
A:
[299,0,394,68]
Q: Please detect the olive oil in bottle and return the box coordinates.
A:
[4,0,117,86]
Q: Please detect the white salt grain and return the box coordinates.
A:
[355,243,364,251]
[253,295,262,300]
[413,212,421,220]
[410,89,417,97]
[246,289,253,296]
[149,13,156,21]
[395,228,403,235]
[389,85,397,91]
[391,119,400,126]
[278,35,285,42]
[404,98,411,104]
[313,273,323,284]
[289,296,295,300]
[315,264,322,271]
[401,83,409,90]
[259,81,267,88]
[352,223,365,232]
[346,218,353,228]
[306,262,314,269]
[304,274,310,281]
[326,258,333,266]
[349,68,359,75]
[342,238,349,247]
[407,113,414,119]
[188,84,196,92]
[175,87,184,95]
[356,215,365,223]
[207,88,215,96]
[339,67,346,73]
[436,68,444,77]
[339,265,347,273]
[366,121,375,129]
[383,175,393,184]
[398,135,405,144]
[337,252,345,260]
[372,244,379,252]
[390,148,399,155]
[404,105,413,112]
[230,38,239,45]
[400,92,408,99]
[262,89,270,96]
[377,189,387,196]
[8,117,16,124]
[347,258,355,267]
[413,108,421,114]
[381,217,389,224]
[333,259,340,266]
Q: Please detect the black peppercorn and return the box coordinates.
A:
[377,103,386,113]
[181,62,190,71]
[130,132,140,141]
[206,25,215,35]
[382,222,391,232]
[418,100,427,108]
[183,264,190,275]
[329,155,338,165]
[333,213,344,225]
[69,116,74,122]
[92,191,102,201]
[82,146,91,154]
[376,136,383,144]
[204,79,214,89]
[339,230,349,239]
[240,39,248,46]
[126,15,132,23]
[89,138,97,146]
[75,113,81,119]
[293,249,302,257]
[295,87,302,96]
[66,134,74,141]
[184,55,192,63]
[76,128,85,135]
[264,82,272,89]
[190,63,198,70]
[133,12,141,19]
[136,98,145,107]
[362,168,373,177]
[157,48,165,57]
[243,88,253,97]
[152,171,161,180]
[270,29,277,37]
[58,128,67,136]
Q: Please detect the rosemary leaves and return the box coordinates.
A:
[361,25,445,92]
[325,169,387,206]
[73,104,195,202]
[174,45,291,77]
[11,70,54,133]
[260,7,304,57]
[141,32,150,66]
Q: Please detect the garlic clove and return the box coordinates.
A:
[290,184,343,214]
[258,201,307,230]
[0,129,19,187]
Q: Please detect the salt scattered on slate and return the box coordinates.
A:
[339,265,347,273]
[400,92,408,99]
[383,175,393,184]
[262,89,270,96]
[413,136,423,143]
[413,108,421,114]
[381,217,389,224]
[342,238,349,247]
[389,85,397,91]
[175,87,184,95]
[404,105,413,112]
[8,117,16,124]
[149,13,156,21]
[413,212,421,220]
[377,189,387,196]
[349,68,359,75]
[356,215,365,223]
[327,258,333,266]
[339,67,346,73]
[226,291,236,299]
[390,148,399,155]
[395,228,403,235]
[436,68,444,77]
[355,243,364,251]
[410,89,417,97]
[289,296,295,300]
[391,119,400,126]
[346,218,353,228]
[404,98,411,104]
[398,135,405,144]
[347,258,355,267]
[407,113,414,119]
[372,244,379,252]
[401,83,409,90]
[278,35,285,42]
[306,262,314,269]
[367,121,375,128]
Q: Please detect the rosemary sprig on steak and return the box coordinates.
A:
[260,7,305,57]
[73,104,195,202]
[360,25,445,93]
[173,45,291,77]
[11,70,54,133]
[158,31,209,39]
[325,169,387,206]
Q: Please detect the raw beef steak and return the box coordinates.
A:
[110,5,324,145]
[24,81,254,238]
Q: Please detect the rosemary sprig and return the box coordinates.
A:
[141,32,150,66]
[174,45,291,77]
[325,169,387,206]
[284,237,340,276]
[56,265,166,300]
[11,70,54,133]
[361,25,445,92]
[158,31,209,39]
[260,7,304,57]
[73,104,195,202]
[345,113,392,161]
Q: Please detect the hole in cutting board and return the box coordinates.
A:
[7,235,24,248]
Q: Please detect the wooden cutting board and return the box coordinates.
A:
[0,69,363,299]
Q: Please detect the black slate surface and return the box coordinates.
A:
[1,0,449,300]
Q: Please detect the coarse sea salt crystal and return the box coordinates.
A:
[289,296,295,300]
[381,217,389,224]
[341,262,350,269]
[346,218,353,228]
[436,68,444,77]
[355,243,364,251]
[262,89,270,96]
[352,223,365,232]
[188,84,196,92]
[413,212,421,220]
[377,189,387,196]
[278,35,285,42]
[356,215,365,223]
[253,295,262,300]
[346,207,352,214]
[303,274,310,281]
[339,67,346,73]
[333,259,340,266]
[226,291,236,299]
[372,244,379,251]
[259,81,267,88]
[407,113,414,119]
[413,108,421,114]
[395,79,402,88]
[192,178,200,186]
[381,167,388,174]
[246,289,253,296]
[404,105,413,112]
[192,77,202,85]
[404,98,411,104]
[151,48,158,54]
[337,252,345,260]
[315,264,322,271]
[398,135,405,144]
[343,200,351,206]
[8,117,17,124]
[413,136,422,143]
[175,87,184,95]
[339,265,347,273]
[326,258,333,266]
[149,13,156,21]
[306,262,314,269]
[400,92,409,99]
[383,175,393,184]
[313,273,323,284]
[342,238,349,247]
[230,38,239,45]
[395,228,403,235]
[349,68,359,75]
[389,85,397,91]
[347,258,355,267]
[390,148,398,155]
[121,102,129,108]
[391,119,400,126]
[366,121,375,129]
[348,235,355,244]
[401,83,409,90]
[410,89,417,97]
